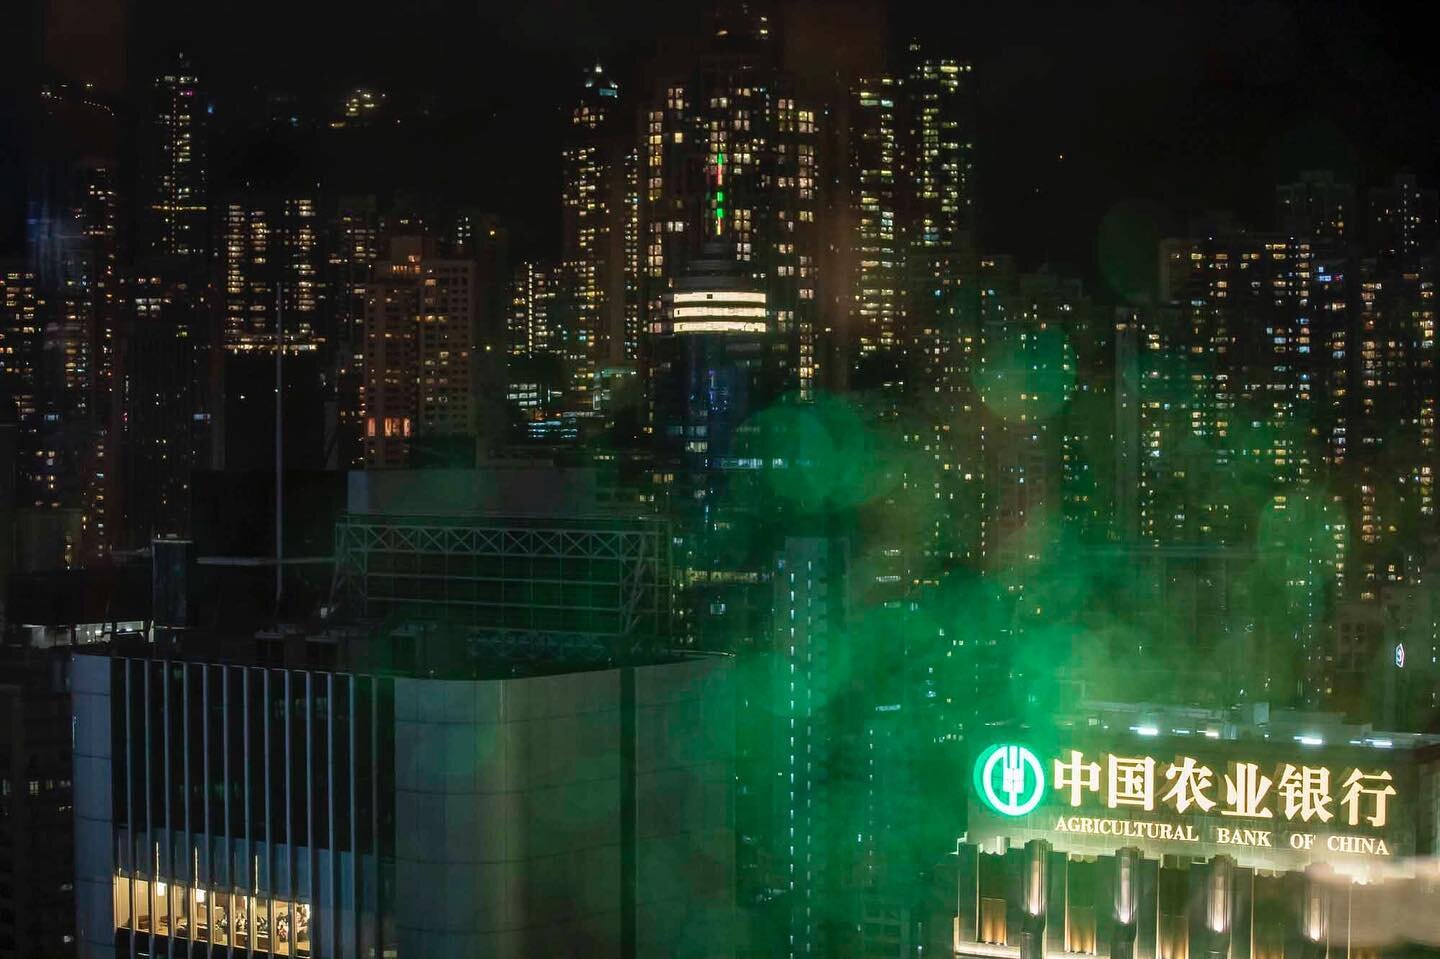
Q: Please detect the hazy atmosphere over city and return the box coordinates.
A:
[4,1,1440,957]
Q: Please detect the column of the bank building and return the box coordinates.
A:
[1111,847,1139,959]
[1115,846,1161,959]
[1300,864,1331,959]
[1019,839,1048,959]
[952,843,976,948]
[1199,854,1234,959]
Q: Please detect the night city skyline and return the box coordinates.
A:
[11,1,1439,266]
[5,1,1440,957]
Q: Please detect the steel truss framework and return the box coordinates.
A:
[332,515,670,651]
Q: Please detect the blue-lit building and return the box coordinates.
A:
[648,241,782,478]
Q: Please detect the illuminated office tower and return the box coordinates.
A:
[562,65,634,409]
[649,243,786,656]
[848,77,903,366]
[362,237,481,468]
[1366,173,1438,264]
[146,56,208,258]
[650,242,779,473]
[642,1,821,401]
[1275,170,1353,242]
[220,191,322,352]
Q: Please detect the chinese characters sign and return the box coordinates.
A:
[973,742,1404,861]
[1047,748,1396,828]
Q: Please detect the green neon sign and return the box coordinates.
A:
[974,743,1045,817]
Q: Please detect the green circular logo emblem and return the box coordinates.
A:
[974,744,1045,817]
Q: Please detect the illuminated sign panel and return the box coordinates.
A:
[974,744,1045,816]
[969,739,1416,869]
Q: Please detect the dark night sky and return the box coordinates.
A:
[42,0,1440,274]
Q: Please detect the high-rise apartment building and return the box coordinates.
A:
[0,264,41,445]
[838,46,979,574]
[362,238,480,468]
[509,261,561,360]
[902,44,977,308]
[327,196,383,468]
[113,261,215,547]
[1276,170,1353,243]
[506,261,566,425]
[975,259,1089,572]
[220,192,323,352]
[642,2,821,401]
[899,44,979,573]
[1149,231,1352,704]
[1366,173,1438,263]
[145,57,207,258]
[1351,256,1437,598]
[848,77,903,365]
[28,160,122,564]
[562,66,636,408]
[1153,233,1342,541]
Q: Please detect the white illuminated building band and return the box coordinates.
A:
[672,306,767,318]
[671,320,768,334]
[667,289,769,335]
[672,291,766,304]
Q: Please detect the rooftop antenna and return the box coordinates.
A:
[710,150,726,238]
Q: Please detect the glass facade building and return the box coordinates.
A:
[72,650,735,959]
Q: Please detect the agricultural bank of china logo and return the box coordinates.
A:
[974,743,1046,817]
